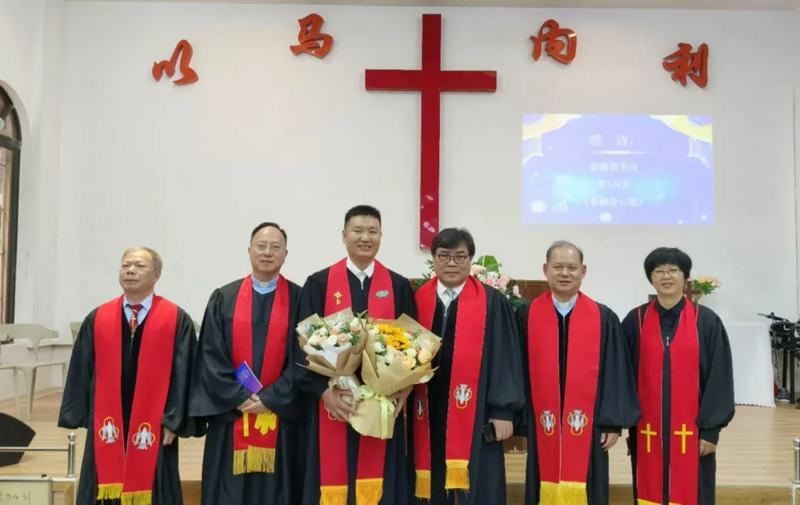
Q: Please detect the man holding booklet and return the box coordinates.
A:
[296,204,417,505]
[189,222,304,505]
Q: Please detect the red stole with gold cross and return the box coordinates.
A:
[528,291,601,504]
[636,299,700,505]
[231,274,290,474]
[319,258,395,505]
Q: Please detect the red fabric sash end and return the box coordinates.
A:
[93,295,178,501]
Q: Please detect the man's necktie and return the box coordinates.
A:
[443,289,456,316]
[129,304,143,334]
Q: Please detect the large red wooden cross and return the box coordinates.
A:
[365,14,497,249]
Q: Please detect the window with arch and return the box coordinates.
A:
[0,86,21,323]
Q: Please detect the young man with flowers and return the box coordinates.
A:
[296,204,417,505]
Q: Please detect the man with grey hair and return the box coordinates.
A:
[515,240,640,504]
[59,246,199,505]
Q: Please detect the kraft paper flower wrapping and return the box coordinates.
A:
[349,314,442,439]
[296,308,367,379]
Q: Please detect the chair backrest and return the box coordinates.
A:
[0,324,60,360]
[69,322,82,343]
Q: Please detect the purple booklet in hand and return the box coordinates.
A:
[235,361,263,394]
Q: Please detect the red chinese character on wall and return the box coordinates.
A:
[663,43,708,88]
[290,14,334,59]
[530,19,577,65]
[152,40,198,85]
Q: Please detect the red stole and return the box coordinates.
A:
[636,300,700,505]
[93,295,178,505]
[319,258,395,505]
[413,276,487,498]
[231,274,290,474]
[528,291,601,504]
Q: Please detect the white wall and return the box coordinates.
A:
[54,3,796,329]
[0,0,67,398]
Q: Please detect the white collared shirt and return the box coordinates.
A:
[552,293,578,317]
[346,257,375,288]
[437,279,466,312]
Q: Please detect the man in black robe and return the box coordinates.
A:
[190,222,304,505]
[58,247,198,505]
[622,247,735,505]
[516,240,640,505]
[409,227,526,505]
[296,205,416,505]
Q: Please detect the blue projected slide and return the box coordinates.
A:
[521,114,713,225]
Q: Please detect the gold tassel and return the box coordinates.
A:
[415,470,431,499]
[320,485,348,505]
[97,483,123,500]
[559,481,588,505]
[356,478,383,505]
[233,447,276,475]
[444,459,469,491]
[637,501,662,505]
[539,481,564,505]
[121,490,152,505]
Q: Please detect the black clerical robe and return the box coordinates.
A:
[622,299,735,505]
[58,301,198,505]
[296,265,416,505]
[189,277,304,505]
[515,297,640,505]
[409,283,526,505]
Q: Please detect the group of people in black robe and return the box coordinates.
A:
[58,204,735,505]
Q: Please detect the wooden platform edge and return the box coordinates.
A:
[179,482,796,505]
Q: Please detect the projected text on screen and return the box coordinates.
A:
[521,114,713,225]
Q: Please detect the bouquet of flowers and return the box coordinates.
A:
[348,315,442,439]
[690,276,721,302]
[296,308,368,379]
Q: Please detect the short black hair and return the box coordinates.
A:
[430,228,476,257]
[644,247,692,281]
[344,205,381,228]
[251,222,287,244]
[546,240,584,264]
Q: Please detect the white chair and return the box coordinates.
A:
[69,322,82,343]
[0,342,21,419]
[0,324,65,420]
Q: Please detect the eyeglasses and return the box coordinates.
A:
[436,254,470,265]
[653,268,681,278]
[252,243,284,253]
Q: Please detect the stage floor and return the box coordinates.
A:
[1,391,798,488]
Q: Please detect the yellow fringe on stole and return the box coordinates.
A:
[540,481,564,505]
[415,470,432,499]
[637,500,661,505]
[355,478,384,505]
[233,447,276,475]
[540,481,589,504]
[445,459,469,491]
[121,491,153,505]
[320,485,348,505]
[97,483,123,500]
[559,481,588,505]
